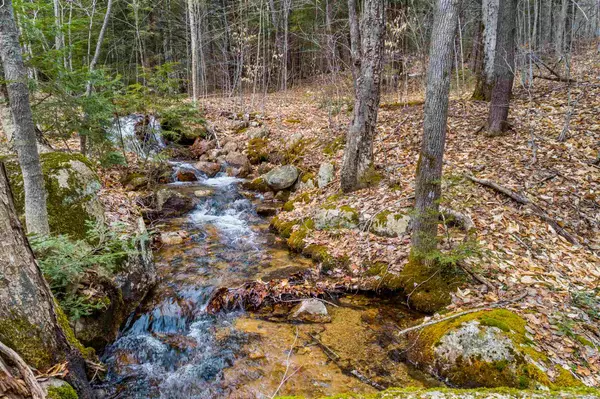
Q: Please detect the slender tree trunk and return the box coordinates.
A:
[481,0,498,98]
[188,0,199,104]
[402,0,461,314]
[0,164,95,398]
[82,0,113,155]
[325,0,337,73]
[555,0,568,56]
[0,0,49,236]
[340,0,385,193]
[541,0,552,50]
[487,0,517,135]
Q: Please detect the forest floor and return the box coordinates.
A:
[202,50,600,386]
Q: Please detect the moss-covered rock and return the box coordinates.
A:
[4,152,104,239]
[370,210,411,237]
[44,380,78,399]
[247,137,270,164]
[282,192,311,212]
[287,219,314,252]
[242,176,271,192]
[270,215,299,238]
[314,205,359,230]
[406,309,584,390]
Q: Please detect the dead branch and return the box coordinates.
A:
[0,340,45,399]
[270,328,299,399]
[465,174,580,246]
[396,292,528,337]
[532,74,577,83]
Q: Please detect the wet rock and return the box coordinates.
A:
[194,189,213,198]
[207,148,224,161]
[176,168,198,182]
[191,139,216,158]
[256,205,278,216]
[160,230,188,245]
[4,152,104,239]
[263,165,299,191]
[369,211,411,237]
[122,172,150,191]
[155,187,195,217]
[314,206,359,230]
[288,299,331,323]
[195,161,221,177]
[317,162,335,188]
[225,152,251,177]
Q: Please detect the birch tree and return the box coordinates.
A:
[399,0,460,313]
[0,0,49,236]
[340,0,386,193]
[473,0,498,100]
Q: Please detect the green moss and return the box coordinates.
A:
[552,368,584,388]
[301,172,315,183]
[285,118,302,124]
[242,177,270,192]
[282,192,311,212]
[302,244,337,272]
[287,219,314,252]
[323,136,345,156]
[364,261,388,277]
[326,193,342,203]
[0,314,54,369]
[47,383,78,399]
[374,210,393,227]
[339,205,359,224]
[247,138,270,164]
[358,164,383,187]
[5,152,101,239]
[270,215,299,238]
[53,299,96,361]
[574,334,594,348]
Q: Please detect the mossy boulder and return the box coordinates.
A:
[247,137,270,164]
[370,211,411,237]
[263,165,299,191]
[407,309,583,390]
[42,379,78,399]
[242,176,271,192]
[4,152,104,239]
[314,205,359,230]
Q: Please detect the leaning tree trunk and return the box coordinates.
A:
[487,0,517,135]
[400,0,460,314]
[340,0,385,193]
[0,164,95,398]
[0,0,49,236]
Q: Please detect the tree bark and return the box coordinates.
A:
[0,164,95,398]
[482,0,499,99]
[340,0,385,193]
[487,0,517,135]
[555,0,568,56]
[0,0,49,236]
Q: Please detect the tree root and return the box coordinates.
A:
[0,340,45,399]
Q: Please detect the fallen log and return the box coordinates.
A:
[465,174,580,246]
[533,74,577,84]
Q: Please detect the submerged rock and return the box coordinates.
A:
[160,230,188,245]
[407,309,584,389]
[288,299,331,323]
[263,165,299,191]
[4,152,104,239]
[317,162,335,188]
[195,161,221,177]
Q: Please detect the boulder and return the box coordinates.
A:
[207,148,224,161]
[194,189,213,198]
[225,152,251,178]
[222,141,238,153]
[314,206,359,230]
[155,188,195,217]
[369,211,411,237]
[407,309,582,389]
[263,165,299,191]
[191,139,216,158]
[246,127,270,139]
[317,162,335,188]
[4,152,104,239]
[288,299,331,323]
[195,161,221,177]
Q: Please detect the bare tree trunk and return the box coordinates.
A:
[324,0,338,73]
[0,0,49,236]
[340,0,385,193]
[0,164,95,398]
[482,0,499,98]
[487,0,517,135]
[188,0,199,104]
[540,0,552,50]
[402,0,460,313]
[555,0,568,56]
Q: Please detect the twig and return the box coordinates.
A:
[458,262,496,292]
[277,297,339,308]
[396,292,528,337]
[0,340,45,399]
[270,327,299,399]
[465,174,580,246]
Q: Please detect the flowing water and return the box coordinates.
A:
[101,163,437,398]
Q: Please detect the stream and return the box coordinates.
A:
[101,162,437,398]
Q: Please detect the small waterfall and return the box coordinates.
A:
[109,114,165,156]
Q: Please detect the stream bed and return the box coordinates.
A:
[102,171,437,398]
